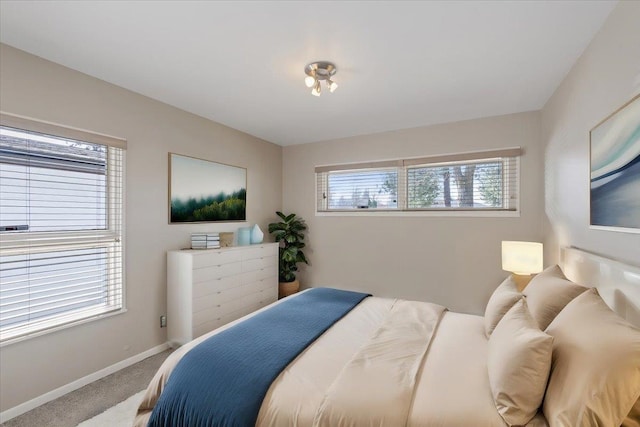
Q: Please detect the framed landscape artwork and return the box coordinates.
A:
[590,94,640,233]
[169,153,247,223]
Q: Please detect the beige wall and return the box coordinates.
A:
[541,1,640,267]
[283,111,544,314]
[0,44,282,411]
[4,0,637,412]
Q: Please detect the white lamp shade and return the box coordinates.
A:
[502,241,543,275]
[304,75,316,88]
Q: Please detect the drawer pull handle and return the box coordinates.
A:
[216,304,221,308]
[217,291,221,294]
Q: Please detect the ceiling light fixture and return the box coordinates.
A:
[304,61,338,96]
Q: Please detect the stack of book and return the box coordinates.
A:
[191,232,220,249]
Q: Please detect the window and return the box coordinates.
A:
[327,168,399,210]
[0,113,125,344]
[316,148,520,214]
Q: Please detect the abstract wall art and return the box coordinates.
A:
[590,94,640,232]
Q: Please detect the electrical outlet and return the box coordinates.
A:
[160,315,167,328]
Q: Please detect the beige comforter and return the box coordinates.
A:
[135,292,548,427]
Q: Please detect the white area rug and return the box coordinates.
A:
[77,390,145,427]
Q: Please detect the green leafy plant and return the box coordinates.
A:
[268,211,309,283]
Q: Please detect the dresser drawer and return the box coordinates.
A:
[193,290,261,327]
[193,275,240,299]
[257,276,277,292]
[246,285,276,307]
[193,281,258,312]
[242,255,277,272]
[193,261,241,283]
[192,250,242,269]
[257,266,277,281]
[242,245,278,261]
[193,305,227,330]
[250,288,277,311]
[258,286,278,305]
[238,266,276,285]
[244,275,277,294]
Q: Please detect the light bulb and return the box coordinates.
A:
[327,79,338,93]
[311,80,321,96]
[304,75,316,88]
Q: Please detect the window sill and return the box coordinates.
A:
[0,307,127,348]
[316,210,520,218]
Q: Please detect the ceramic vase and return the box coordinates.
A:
[237,227,251,246]
[250,224,264,244]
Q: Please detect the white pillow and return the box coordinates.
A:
[543,288,640,427]
[484,276,521,337]
[488,298,553,426]
[522,265,587,330]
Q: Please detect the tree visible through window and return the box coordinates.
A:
[316,149,519,213]
[406,161,504,209]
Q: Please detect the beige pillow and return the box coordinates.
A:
[488,298,553,426]
[623,398,640,427]
[543,288,640,427]
[523,265,587,330]
[484,276,522,336]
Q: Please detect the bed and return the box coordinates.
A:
[134,247,640,427]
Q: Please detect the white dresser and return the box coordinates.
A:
[167,243,278,346]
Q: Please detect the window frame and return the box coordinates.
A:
[0,112,126,346]
[315,148,521,217]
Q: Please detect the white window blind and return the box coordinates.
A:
[316,148,520,213]
[0,113,125,344]
[326,168,399,210]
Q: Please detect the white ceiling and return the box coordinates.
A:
[0,1,616,146]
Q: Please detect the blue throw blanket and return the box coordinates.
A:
[148,287,370,427]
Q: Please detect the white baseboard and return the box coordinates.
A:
[0,342,169,423]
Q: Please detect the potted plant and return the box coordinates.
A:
[268,211,309,298]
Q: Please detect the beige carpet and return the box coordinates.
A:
[1,350,171,427]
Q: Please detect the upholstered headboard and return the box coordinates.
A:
[561,247,640,328]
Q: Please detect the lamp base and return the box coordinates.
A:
[511,273,534,291]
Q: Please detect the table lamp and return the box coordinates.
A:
[502,241,543,290]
